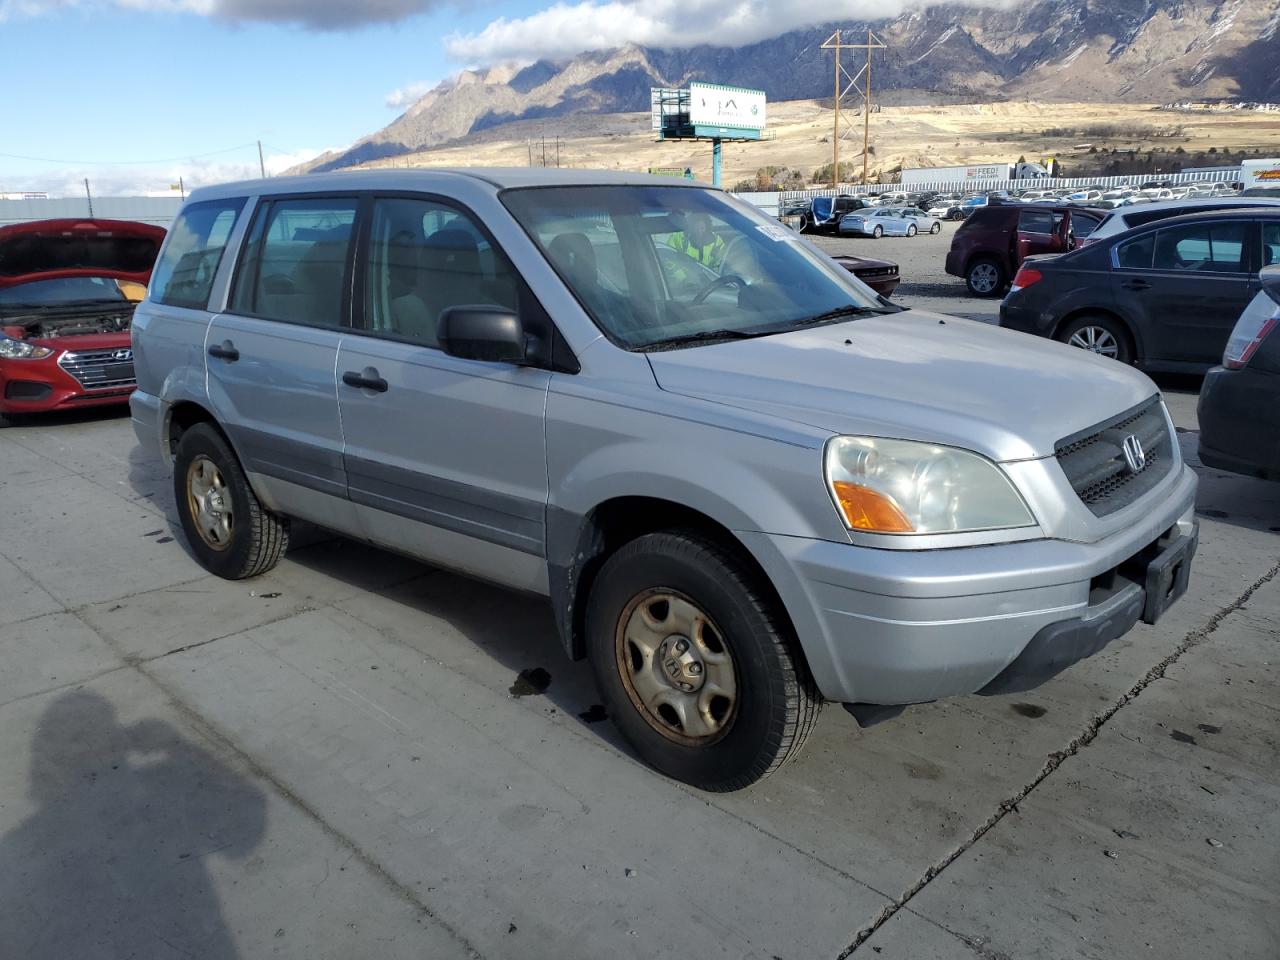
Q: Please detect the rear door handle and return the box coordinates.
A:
[208,341,239,362]
[342,370,389,393]
[1121,279,1151,291]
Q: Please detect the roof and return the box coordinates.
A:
[1110,197,1280,217]
[186,167,710,204]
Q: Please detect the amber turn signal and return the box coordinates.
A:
[832,481,915,533]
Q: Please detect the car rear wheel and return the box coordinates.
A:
[173,423,289,579]
[907,224,917,237]
[872,226,883,239]
[965,258,1005,297]
[1057,315,1134,364]
[585,531,820,792]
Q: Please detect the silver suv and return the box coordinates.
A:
[132,170,1198,791]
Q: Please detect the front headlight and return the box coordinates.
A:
[0,336,54,360]
[824,436,1035,535]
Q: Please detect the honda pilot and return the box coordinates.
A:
[131,170,1198,791]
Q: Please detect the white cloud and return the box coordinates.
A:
[385,81,437,109]
[3,146,343,198]
[2,0,454,28]
[445,0,1018,64]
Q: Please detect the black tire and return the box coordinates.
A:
[1056,314,1135,365]
[930,221,942,234]
[173,423,289,579]
[872,226,883,239]
[907,224,917,237]
[585,531,820,792]
[965,257,1005,297]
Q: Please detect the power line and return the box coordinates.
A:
[0,142,263,166]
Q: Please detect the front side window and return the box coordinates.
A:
[231,197,357,326]
[503,185,890,349]
[1152,222,1246,273]
[150,198,245,309]
[363,197,519,348]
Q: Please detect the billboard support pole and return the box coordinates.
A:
[712,138,722,188]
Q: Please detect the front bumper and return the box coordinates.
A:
[746,464,1198,704]
[0,353,134,414]
[1198,365,1280,480]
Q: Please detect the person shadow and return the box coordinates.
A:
[0,689,266,959]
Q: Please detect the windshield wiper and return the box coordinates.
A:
[644,327,771,350]
[792,305,886,327]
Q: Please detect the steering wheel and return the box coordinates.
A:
[692,274,746,304]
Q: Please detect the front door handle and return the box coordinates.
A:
[1121,279,1151,291]
[342,370,389,393]
[208,341,239,362]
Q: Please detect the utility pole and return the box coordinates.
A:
[84,178,94,217]
[258,140,267,178]
[179,176,185,200]
[821,29,886,190]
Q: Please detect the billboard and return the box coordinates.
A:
[689,82,766,132]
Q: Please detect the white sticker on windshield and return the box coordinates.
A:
[755,223,795,242]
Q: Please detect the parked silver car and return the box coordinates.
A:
[131,169,1198,791]
[838,208,921,238]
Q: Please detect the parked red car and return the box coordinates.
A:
[944,204,1104,297]
[0,219,165,419]
[829,253,901,298]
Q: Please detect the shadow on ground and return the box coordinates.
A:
[0,689,266,958]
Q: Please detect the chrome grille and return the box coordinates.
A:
[58,348,136,390]
[1055,397,1174,517]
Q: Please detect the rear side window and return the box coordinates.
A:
[150,198,245,309]
[1152,222,1246,273]
[1263,222,1280,267]
[1072,214,1101,237]
[1116,233,1155,270]
[231,197,358,327]
[1018,210,1054,235]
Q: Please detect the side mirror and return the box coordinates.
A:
[438,306,527,364]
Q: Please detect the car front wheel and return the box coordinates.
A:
[173,423,290,579]
[872,226,883,239]
[907,224,917,237]
[585,531,820,792]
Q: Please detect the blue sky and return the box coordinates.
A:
[0,1,530,194]
[0,0,935,195]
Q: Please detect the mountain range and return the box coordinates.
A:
[298,0,1280,174]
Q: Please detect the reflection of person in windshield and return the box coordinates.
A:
[667,213,726,270]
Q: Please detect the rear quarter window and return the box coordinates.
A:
[150,198,246,309]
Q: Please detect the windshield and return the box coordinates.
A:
[0,276,137,309]
[502,186,889,349]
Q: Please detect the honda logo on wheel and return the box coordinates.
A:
[1122,434,1146,474]
[111,349,133,362]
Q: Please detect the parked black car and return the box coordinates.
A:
[1000,209,1280,370]
[1198,266,1280,480]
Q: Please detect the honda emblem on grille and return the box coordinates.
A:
[1122,434,1146,474]
[111,349,133,362]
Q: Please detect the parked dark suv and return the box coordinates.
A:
[945,204,1104,296]
[1001,210,1280,370]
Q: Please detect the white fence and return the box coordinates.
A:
[0,196,183,228]
[736,168,1244,218]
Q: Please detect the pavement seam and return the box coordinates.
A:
[836,558,1280,959]
[0,665,133,712]
[65,606,488,960]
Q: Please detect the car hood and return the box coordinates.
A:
[0,218,165,290]
[830,254,895,271]
[647,310,1157,462]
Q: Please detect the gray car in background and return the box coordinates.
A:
[131,169,1198,791]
